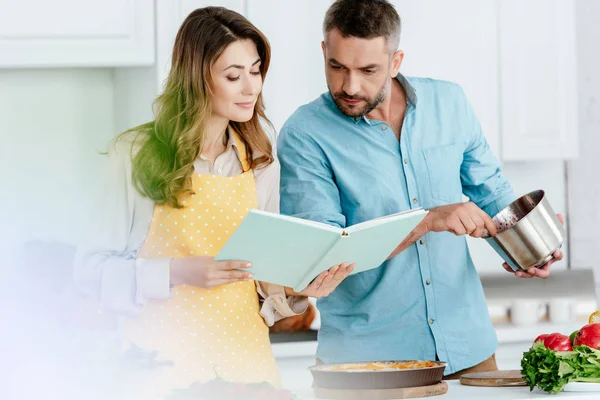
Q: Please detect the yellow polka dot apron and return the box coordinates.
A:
[124,133,281,397]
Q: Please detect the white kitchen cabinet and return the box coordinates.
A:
[109,0,577,160]
[142,0,332,124]
[392,0,500,157]
[392,0,578,161]
[155,0,245,92]
[113,0,246,131]
[246,0,332,132]
[0,0,155,68]
[499,0,578,161]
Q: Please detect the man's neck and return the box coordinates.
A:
[366,78,407,125]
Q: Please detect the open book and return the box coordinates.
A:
[215,209,428,292]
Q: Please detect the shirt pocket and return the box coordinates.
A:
[422,143,464,205]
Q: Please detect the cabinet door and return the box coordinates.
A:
[0,0,154,67]
[155,0,245,92]
[499,0,578,161]
[246,0,332,133]
[391,0,500,157]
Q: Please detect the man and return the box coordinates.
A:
[278,0,563,378]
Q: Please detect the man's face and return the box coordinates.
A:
[322,29,401,118]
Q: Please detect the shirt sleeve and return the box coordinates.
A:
[73,137,171,316]
[278,126,346,228]
[458,88,516,217]
[256,282,309,327]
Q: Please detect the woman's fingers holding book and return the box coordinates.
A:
[331,262,354,281]
[319,265,338,289]
[320,262,355,294]
[211,268,253,281]
[211,260,253,283]
[293,271,328,298]
[169,257,253,288]
[311,270,329,287]
[219,260,252,270]
[296,263,354,298]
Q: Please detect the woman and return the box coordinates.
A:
[74,6,353,396]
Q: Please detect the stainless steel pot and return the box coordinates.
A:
[484,190,565,271]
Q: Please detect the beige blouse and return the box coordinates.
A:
[73,128,307,326]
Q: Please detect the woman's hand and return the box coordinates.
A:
[169,257,253,288]
[286,262,355,298]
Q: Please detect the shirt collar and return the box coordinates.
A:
[198,125,238,162]
[226,125,239,150]
[397,73,418,107]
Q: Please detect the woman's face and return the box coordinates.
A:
[210,39,263,123]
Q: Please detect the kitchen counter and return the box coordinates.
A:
[294,380,600,399]
[272,322,591,390]
[271,322,584,358]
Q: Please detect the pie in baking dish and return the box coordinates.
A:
[324,361,441,371]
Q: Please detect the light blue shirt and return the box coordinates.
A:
[278,74,515,374]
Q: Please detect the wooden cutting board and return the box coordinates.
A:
[459,370,527,387]
[313,381,448,399]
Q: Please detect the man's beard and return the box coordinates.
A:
[330,79,389,118]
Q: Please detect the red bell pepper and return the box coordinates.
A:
[542,333,573,351]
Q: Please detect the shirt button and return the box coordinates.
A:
[404,159,408,164]
[412,198,418,204]
[429,318,435,325]
[419,239,424,245]
[381,125,387,131]
[217,168,222,173]
[426,279,431,285]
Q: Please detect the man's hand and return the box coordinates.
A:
[285,262,355,298]
[419,202,498,237]
[390,202,497,258]
[501,213,565,279]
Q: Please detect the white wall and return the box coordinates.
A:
[0,69,115,252]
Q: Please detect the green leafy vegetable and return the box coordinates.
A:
[521,342,600,394]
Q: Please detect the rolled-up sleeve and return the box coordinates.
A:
[256,282,309,326]
[459,89,516,217]
[73,138,171,316]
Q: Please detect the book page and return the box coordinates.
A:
[294,235,342,292]
[215,210,341,289]
[299,210,427,290]
[250,209,342,233]
[345,208,426,234]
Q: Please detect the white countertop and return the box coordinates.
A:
[272,340,317,358]
[294,380,600,400]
